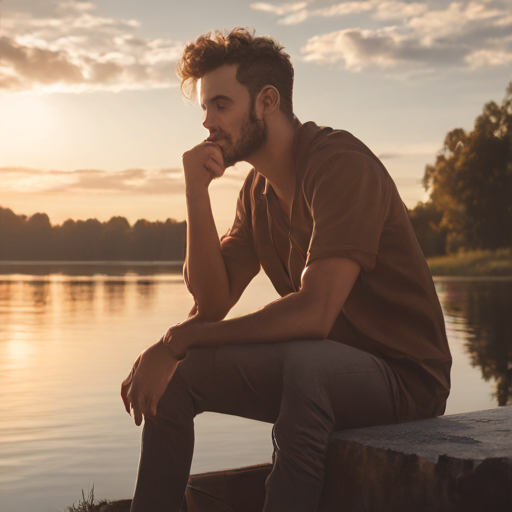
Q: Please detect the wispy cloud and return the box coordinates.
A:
[0,165,248,194]
[376,142,442,160]
[253,0,512,73]
[250,1,309,16]
[0,167,184,193]
[251,0,428,25]
[0,1,183,93]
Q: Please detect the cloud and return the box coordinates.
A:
[299,1,512,72]
[254,1,512,73]
[0,167,185,193]
[376,142,442,160]
[250,1,308,16]
[0,1,183,93]
[252,0,428,25]
[0,165,248,194]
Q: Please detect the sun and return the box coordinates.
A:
[0,93,61,158]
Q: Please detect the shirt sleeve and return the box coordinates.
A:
[304,150,391,272]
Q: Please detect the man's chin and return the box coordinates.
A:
[222,160,237,169]
[221,152,240,169]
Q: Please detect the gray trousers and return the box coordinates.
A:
[130,340,402,512]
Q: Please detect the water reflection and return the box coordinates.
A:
[437,279,512,406]
[0,268,511,512]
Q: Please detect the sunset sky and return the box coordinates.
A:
[1,0,511,235]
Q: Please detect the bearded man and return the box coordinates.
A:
[121,27,451,512]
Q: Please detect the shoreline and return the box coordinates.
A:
[0,249,511,277]
[426,249,512,277]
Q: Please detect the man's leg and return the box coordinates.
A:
[263,340,399,512]
[130,342,284,512]
[130,339,401,512]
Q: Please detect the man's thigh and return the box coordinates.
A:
[159,342,286,424]
[160,339,399,430]
[288,339,399,430]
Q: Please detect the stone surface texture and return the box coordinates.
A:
[319,406,512,512]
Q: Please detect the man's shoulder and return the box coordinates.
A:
[297,121,376,159]
[297,122,389,189]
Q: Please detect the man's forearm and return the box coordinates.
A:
[189,289,330,349]
[167,256,361,359]
[185,187,231,321]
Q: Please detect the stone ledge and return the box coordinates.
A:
[102,407,512,511]
[320,406,512,512]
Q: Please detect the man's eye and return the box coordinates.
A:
[216,104,226,110]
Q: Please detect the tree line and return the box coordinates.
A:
[2,82,511,261]
[0,207,186,261]
[409,80,512,256]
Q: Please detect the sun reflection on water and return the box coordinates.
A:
[0,268,510,512]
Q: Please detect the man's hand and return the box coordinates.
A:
[162,314,207,360]
[182,141,225,193]
[121,340,179,426]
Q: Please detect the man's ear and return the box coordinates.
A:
[257,86,280,115]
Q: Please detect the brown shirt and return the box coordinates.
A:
[219,121,451,421]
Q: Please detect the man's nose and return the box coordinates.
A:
[202,109,215,131]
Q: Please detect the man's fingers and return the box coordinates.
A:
[204,144,225,175]
[121,376,132,414]
[121,383,129,413]
[205,159,223,179]
[145,393,157,418]
[133,400,143,427]
[163,329,172,344]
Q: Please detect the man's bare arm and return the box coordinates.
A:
[166,256,361,357]
[183,142,256,321]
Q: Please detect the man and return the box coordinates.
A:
[121,27,451,512]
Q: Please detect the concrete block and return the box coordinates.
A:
[320,406,512,512]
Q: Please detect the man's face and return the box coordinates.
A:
[199,65,267,167]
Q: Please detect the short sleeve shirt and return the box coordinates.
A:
[219,121,452,421]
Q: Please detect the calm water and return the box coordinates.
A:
[0,264,511,512]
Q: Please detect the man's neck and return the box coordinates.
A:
[248,116,301,219]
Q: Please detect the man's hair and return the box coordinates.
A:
[176,27,294,119]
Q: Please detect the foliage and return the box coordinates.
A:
[0,207,186,261]
[66,487,112,512]
[408,201,447,257]
[427,248,512,276]
[419,80,512,253]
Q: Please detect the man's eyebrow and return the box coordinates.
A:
[201,95,234,109]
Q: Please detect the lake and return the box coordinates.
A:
[0,263,511,512]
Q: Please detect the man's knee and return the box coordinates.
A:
[155,347,213,423]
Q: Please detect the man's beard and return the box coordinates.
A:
[213,106,267,168]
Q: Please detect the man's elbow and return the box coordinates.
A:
[195,302,230,323]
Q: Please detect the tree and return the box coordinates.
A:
[408,201,447,257]
[421,81,512,252]
[0,206,187,261]
[101,216,131,260]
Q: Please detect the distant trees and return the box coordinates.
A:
[0,207,186,261]
[409,80,512,255]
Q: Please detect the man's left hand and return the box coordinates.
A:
[121,340,179,426]
[162,315,207,360]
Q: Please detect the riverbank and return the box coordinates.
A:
[427,249,512,276]
[69,407,512,512]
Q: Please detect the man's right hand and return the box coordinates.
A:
[182,141,225,194]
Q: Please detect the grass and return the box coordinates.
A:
[66,487,113,512]
[427,248,512,276]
